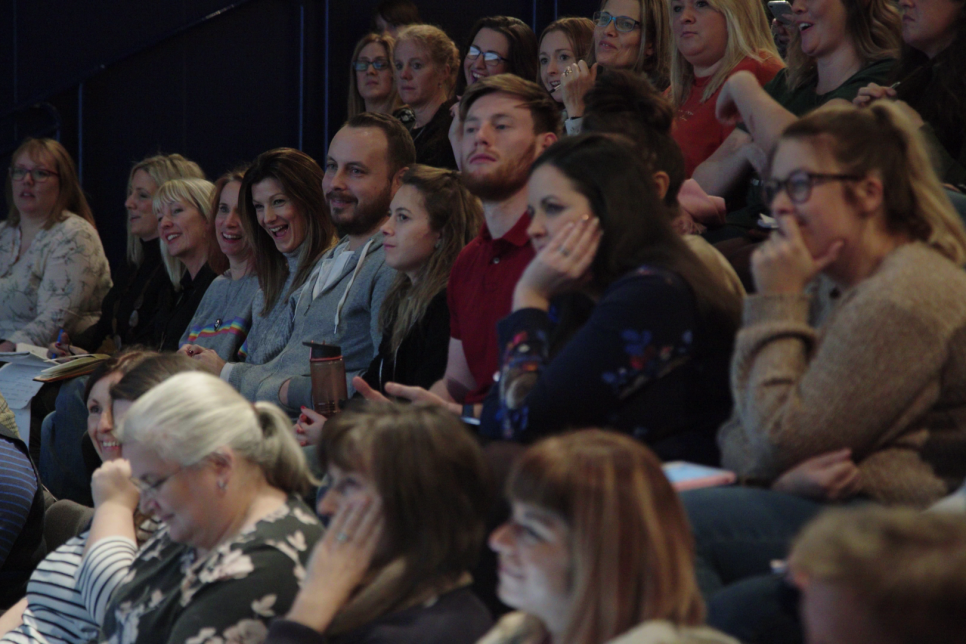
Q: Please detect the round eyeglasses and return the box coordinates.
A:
[465,45,509,67]
[9,167,59,183]
[593,11,642,33]
[761,171,863,205]
[353,59,391,72]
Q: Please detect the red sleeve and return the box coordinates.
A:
[447,254,466,342]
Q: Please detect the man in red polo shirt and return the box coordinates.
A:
[435,75,560,416]
[354,75,560,416]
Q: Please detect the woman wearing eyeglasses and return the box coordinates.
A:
[80,371,322,644]
[394,25,460,169]
[456,16,539,96]
[560,0,672,135]
[683,102,966,599]
[348,33,416,131]
[0,138,111,350]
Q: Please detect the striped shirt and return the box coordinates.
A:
[0,438,37,571]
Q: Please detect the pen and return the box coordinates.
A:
[57,329,64,345]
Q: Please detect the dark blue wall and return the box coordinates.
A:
[1,0,597,270]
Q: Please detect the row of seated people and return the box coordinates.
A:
[1,355,964,644]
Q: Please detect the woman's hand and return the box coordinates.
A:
[91,459,140,512]
[561,61,598,119]
[295,407,327,447]
[853,82,896,108]
[47,330,82,358]
[0,341,15,353]
[771,449,861,501]
[751,215,843,295]
[178,344,226,376]
[513,216,601,311]
[287,495,385,633]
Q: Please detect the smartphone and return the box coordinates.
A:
[767,1,795,26]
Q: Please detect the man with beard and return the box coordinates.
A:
[357,75,560,418]
[230,112,413,410]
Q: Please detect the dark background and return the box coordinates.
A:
[1,0,598,272]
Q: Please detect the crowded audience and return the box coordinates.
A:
[2,2,966,643]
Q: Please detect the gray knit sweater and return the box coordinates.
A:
[240,252,302,365]
[722,242,966,507]
[227,234,395,412]
[179,273,260,361]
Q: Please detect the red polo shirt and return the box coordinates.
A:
[448,213,535,404]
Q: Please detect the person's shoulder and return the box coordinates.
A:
[362,588,493,644]
[733,52,785,83]
[605,621,741,644]
[609,265,691,295]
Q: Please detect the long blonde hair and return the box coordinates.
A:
[394,25,460,98]
[780,102,966,265]
[378,165,482,354]
[125,154,205,266]
[668,0,781,109]
[586,0,673,90]
[785,0,901,90]
[508,430,704,644]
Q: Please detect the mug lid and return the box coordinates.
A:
[304,341,342,359]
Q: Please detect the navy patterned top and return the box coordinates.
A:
[480,266,733,465]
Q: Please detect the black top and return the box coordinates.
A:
[480,266,734,465]
[73,239,171,352]
[266,587,493,644]
[411,98,458,170]
[154,264,217,352]
[359,290,450,394]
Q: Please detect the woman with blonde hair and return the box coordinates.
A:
[668,0,783,176]
[267,404,493,643]
[84,371,322,644]
[153,178,221,351]
[481,430,738,644]
[50,153,205,357]
[684,101,966,599]
[0,138,111,349]
[394,24,460,168]
[348,33,416,130]
[692,0,901,220]
[559,0,673,134]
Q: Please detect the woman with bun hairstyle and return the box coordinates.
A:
[83,371,322,644]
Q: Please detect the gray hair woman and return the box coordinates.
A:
[89,372,322,644]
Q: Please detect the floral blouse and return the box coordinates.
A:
[480,266,735,465]
[0,214,112,346]
[98,496,323,644]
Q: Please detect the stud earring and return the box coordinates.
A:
[434,238,442,250]
[217,480,227,490]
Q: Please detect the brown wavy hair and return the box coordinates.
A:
[456,16,540,96]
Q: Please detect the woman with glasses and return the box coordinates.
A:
[0,350,190,644]
[394,25,460,169]
[79,371,322,644]
[347,33,416,131]
[691,0,901,234]
[668,0,783,177]
[0,138,110,350]
[456,16,539,96]
[682,102,966,599]
[560,0,672,135]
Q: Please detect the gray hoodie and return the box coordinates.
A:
[227,234,395,412]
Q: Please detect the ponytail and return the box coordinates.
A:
[252,402,317,495]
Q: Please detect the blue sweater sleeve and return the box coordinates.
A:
[0,437,38,569]
[481,268,700,441]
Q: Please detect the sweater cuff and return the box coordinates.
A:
[267,619,327,644]
[220,362,235,382]
[742,293,811,326]
[565,116,583,136]
[287,375,313,411]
